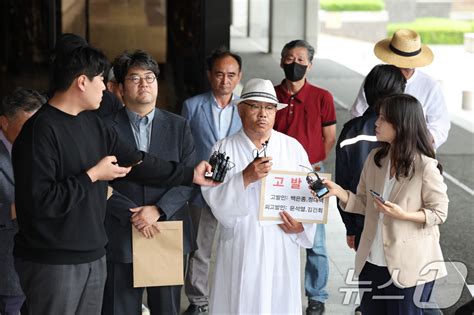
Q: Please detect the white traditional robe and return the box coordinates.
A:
[202,129,316,315]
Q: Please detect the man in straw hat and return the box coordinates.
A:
[351,29,450,149]
[201,78,316,314]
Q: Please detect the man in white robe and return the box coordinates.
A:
[202,78,317,314]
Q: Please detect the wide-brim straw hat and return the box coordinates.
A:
[374,29,433,68]
[234,78,288,110]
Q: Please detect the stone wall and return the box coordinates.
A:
[384,0,416,22]
[416,0,453,18]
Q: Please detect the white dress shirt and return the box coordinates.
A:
[350,69,451,148]
[367,160,396,267]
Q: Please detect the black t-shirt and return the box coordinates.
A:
[45,89,123,119]
[94,90,123,118]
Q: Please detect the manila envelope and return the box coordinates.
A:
[132,221,183,287]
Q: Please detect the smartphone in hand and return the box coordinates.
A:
[369,189,386,203]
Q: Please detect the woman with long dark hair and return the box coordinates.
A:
[336,64,406,252]
[323,94,448,314]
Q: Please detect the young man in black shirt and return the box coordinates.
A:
[12,44,213,315]
[47,33,123,118]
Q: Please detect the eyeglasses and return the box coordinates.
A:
[125,74,157,84]
[242,101,277,113]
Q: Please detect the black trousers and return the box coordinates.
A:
[15,256,106,315]
[102,261,184,315]
[359,262,435,315]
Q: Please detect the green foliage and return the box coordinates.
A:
[388,18,474,45]
[320,0,385,11]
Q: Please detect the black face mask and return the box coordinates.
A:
[283,62,308,82]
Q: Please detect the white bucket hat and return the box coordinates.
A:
[234,78,288,110]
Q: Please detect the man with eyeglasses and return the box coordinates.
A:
[12,45,214,315]
[201,78,316,314]
[274,39,337,315]
[101,50,197,315]
[181,49,242,315]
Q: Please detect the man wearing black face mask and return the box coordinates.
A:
[274,39,336,315]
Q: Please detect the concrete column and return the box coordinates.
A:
[305,0,320,53]
[248,0,270,51]
[231,0,249,35]
[269,0,319,53]
[269,0,304,53]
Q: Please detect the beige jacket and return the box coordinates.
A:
[341,149,449,288]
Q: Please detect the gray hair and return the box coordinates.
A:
[281,40,315,63]
[1,87,45,118]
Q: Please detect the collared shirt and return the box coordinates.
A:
[350,69,450,148]
[274,80,337,164]
[211,95,235,140]
[125,108,155,152]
